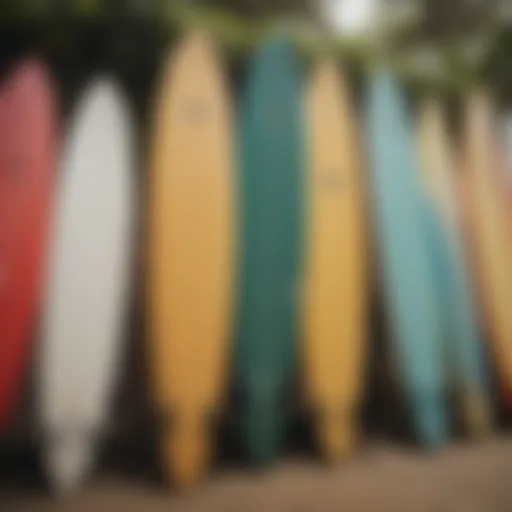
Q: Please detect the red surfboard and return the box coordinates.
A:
[0,59,56,431]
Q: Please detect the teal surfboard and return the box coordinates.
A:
[365,70,447,446]
[235,38,303,465]
[422,198,490,435]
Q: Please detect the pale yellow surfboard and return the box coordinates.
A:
[417,98,491,435]
[417,99,460,227]
[461,90,512,406]
[146,31,234,488]
[303,61,368,460]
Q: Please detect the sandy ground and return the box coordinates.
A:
[2,437,512,512]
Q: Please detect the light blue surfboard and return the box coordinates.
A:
[365,70,447,446]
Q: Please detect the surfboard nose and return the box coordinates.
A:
[44,433,93,495]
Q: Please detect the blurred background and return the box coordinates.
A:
[2,1,512,510]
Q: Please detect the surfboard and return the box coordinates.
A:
[40,78,136,493]
[498,113,512,297]
[365,70,447,446]
[236,38,303,465]
[460,90,512,410]
[0,59,56,432]
[303,61,367,460]
[417,98,490,436]
[146,32,234,488]
[421,199,490,435]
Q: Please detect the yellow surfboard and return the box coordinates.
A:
[146,31,234,488]
[303,61,368,460]
[417,98,491,435]
[461,90,512,409]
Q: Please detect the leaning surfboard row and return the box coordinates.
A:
[1,30,512,493]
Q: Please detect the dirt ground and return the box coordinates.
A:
[2,437,512,512]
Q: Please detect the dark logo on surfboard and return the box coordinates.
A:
[322,170,342,191]
[186,101,208,122]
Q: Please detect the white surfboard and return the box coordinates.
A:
[39,78,136,493]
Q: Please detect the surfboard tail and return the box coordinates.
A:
[44,434,94,495]
[162,412,211,490]
[463,391,492,437]
[411,394,448,448]
[242,389,283,467]
[0,381,17,434]
[317,410,357,462]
